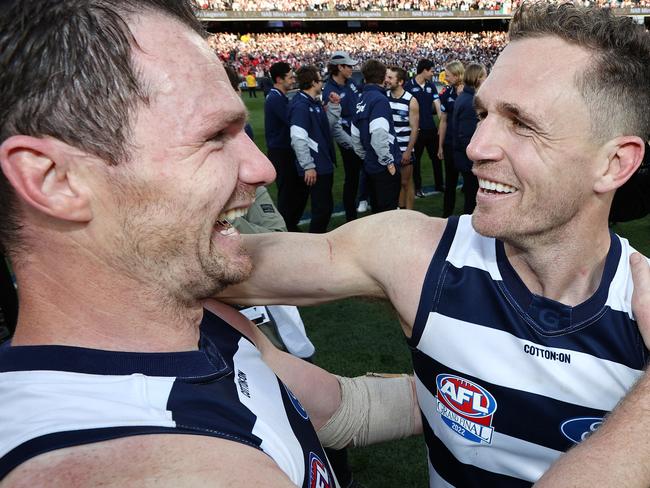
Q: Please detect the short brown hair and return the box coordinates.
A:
[296,65,321,91]
[0,0,203,256]
[509,1,650,141]
[387,66,407,84]
[362,60,387,85]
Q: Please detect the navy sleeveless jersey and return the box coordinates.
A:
[408,215,648,487]
[0,310,338,487]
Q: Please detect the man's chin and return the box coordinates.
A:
[471,212,501,239]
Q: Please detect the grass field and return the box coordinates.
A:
[242,94,650,487]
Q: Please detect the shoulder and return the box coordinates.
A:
[2,434,294,488]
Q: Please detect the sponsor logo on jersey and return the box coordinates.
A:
[426,87,432,93]
[283,383,309,420]
[355,101,367,114]
[309,452,332,488]
[560,417,603,444]
[237,370,250,398]
[436,374,497,444]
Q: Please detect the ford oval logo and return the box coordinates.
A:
[560,417,603,444]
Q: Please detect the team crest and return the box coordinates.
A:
[283,384,309,420]
[436,374,497,444]
[309,452,332,488]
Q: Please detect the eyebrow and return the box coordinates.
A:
[202,108,249,137]
[474,96,546,133]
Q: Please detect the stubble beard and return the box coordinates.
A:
[109,192,253,307]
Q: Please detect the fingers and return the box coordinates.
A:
[631,253,650,347]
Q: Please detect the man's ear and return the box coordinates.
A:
[594,136,645,194]
[0,135,92,222]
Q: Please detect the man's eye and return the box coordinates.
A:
[476,111,487,122]
[512,118,532,132]
[209,131,226,143]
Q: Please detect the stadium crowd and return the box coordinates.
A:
[194,0,648,11]
[210,30,507,75]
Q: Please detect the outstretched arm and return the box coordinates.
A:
[534,253,650,487]
[219,211,446,330]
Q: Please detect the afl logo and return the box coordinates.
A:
[560,417,603,444]
[436,374,498,444]
[283,384,309,420]
[309,452,332,488]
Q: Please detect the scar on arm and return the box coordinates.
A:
[326,237,334,263]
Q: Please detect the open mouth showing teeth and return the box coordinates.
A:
[213,207,249,237]
[478,178,517,194]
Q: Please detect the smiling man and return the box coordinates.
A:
[0,1,423,487]
[224,3,650,486]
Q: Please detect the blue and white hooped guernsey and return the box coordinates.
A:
[408,215,648,488]
[0,310,338,487]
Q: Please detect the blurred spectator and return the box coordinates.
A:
[265,62,299,228]
[351,60,402,213]
[288,66,335,232]
[438,60,465,217]
[405,58,443,195]
[323,51,363,222]
[451,62,486,214]
[245,70,257,97]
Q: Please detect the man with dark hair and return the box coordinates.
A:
[0,2,421,485]
[225,3,650,486]
[385,66,419,210]
[323,51,363,222]
[265,61,298,228]
[288,65,335,232]
[404,58,443,197]
[350,60,401,213]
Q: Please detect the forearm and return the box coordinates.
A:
[370,127,394,166]
[290,128,315,171]
[406,130,418,155]
[327,104,353,149]
[350,125,366,160]
[218,230,383,305]
[317,374,421,449]
[438,117,447,148]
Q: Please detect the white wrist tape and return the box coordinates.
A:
[316,373,417,450]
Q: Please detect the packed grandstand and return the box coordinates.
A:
[209,31,507,74]
[194,0,648,11]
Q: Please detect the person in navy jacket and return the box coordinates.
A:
[323,51,363,222]
[264,62,299,229]
[350,60,402,213]
[452,63,487,215]
[288,65,335,233]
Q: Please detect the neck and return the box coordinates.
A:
[332,73,346,85]
[273,83,286,94]
[304,88,319,99]
[503,222,612,306]
[390,85,405,97]
[11,247,202,352]
[415,73,427,85]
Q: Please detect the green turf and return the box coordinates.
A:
[243,94,650,487]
